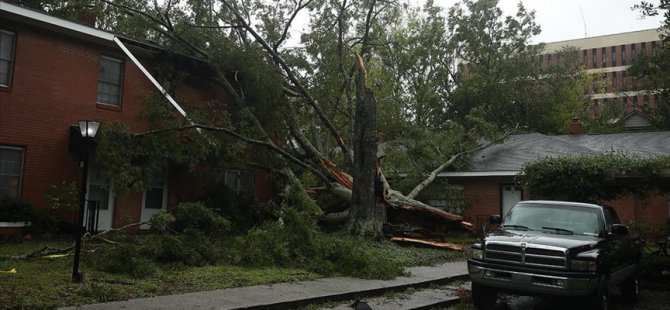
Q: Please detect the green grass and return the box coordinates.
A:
[0,233,474,309]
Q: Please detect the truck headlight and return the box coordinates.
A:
[570,259,597,272]
[471,248,484,260]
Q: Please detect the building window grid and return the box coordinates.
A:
[97,56,124,107]
[592,48,597,68]
[652,41,657,56]
[0,146,24,198]
[0,29,16,87]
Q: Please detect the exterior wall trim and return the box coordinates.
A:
[1,1,115,42]
[439,171,520,177]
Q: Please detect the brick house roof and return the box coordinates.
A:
[460,131,670,173]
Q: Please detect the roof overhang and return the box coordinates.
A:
[1,1,115,45]
[438,171,521,177]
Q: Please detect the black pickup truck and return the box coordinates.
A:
[468,200,642,310]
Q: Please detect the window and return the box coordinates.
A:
[0,29,16,87]
[621,45,627,65]
[97,56,123,106]
[224,169,241,193]
[592,48,597,68]
[583,50,587,65]
[611,72,617,88]
[144,175,165,209]
[641,42,647,55]
[547,54,552,65]
[0,146,24,198]
[602,47,607,67]
[623,97,629,110]
[611,46,616,66]
[633,95,639,108]
[632,44,637,62]
[653,41,658,56]
[622,72,628,89]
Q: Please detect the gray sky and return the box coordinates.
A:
[433,0,664,43]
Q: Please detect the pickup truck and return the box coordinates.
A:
[468,200,642,310]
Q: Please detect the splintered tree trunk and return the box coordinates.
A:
[346,56,385,237]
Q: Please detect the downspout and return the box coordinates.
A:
[113,37,192,124]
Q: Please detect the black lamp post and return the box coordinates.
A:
[72,120,100,282]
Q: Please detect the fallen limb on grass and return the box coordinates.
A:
[389,237,465,251]
[0,221,146,261]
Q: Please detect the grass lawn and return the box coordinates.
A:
[0,234,473,309]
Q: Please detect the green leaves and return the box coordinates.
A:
[519,153,670,203]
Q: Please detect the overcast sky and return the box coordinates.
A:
[432,0,664,43]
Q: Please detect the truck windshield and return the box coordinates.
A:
[504,203,603,236]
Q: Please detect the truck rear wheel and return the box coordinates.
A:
[472,282,497,310]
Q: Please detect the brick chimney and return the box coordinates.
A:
[77,8,97,27]
[569,117,582,134]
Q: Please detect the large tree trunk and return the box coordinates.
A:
[346,54,384,237]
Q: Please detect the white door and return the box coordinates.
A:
[502,184,522,219]
[84,166,114,231]
[140,173,168,229]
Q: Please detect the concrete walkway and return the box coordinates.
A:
[62,261,468,310]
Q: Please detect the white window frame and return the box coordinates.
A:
[0,29,16,87]
[142,173,168,210]
[0,146,25,198]
[96,56,124,107]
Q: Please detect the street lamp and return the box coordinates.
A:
[72,120,99,282]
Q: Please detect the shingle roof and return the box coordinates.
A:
[465,131,670,172]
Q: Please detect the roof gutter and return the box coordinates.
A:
[438,171,521,177]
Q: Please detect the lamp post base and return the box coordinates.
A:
[73,271,84,283]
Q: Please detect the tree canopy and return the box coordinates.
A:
[24,0,594,236]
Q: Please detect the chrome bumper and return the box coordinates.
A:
[468,263,598,296]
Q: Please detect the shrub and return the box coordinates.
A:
[639,255,670,281]
[171,202,231,236]
[0,197,34,222]
[92,243,159,278]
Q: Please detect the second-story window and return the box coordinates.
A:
[611,46,616,66]
[631,44,637,62]
[592,48,597,68]
[601,47,607,67]
[621,45,627,66]
[582,50,587,65]
[97,56,123,107]
[0,29,16,87]
[652,41,658,56]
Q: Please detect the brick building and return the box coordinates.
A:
[0,1,272,233]
[440,130,670,231]
[541,29,662,117]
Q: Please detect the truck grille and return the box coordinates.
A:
[485,242,566,268]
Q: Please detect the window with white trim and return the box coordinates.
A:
[0,146,24,198]
[144,174,166,209]
[97,56,123,106]
[0,29,16,87]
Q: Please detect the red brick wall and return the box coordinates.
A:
[459,176,669,231]
[1,21,274,230]
[0,22,151,219]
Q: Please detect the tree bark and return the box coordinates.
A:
[346,53,384,237]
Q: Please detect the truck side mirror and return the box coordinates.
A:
[610,224,629,236]
[489,215,502,225]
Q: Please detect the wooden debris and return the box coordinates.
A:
[389,237,465,251]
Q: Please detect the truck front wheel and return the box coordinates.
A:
[472,282,498,310]
[587,276,609,310]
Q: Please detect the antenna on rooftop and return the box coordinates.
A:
[579,5,588,37]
